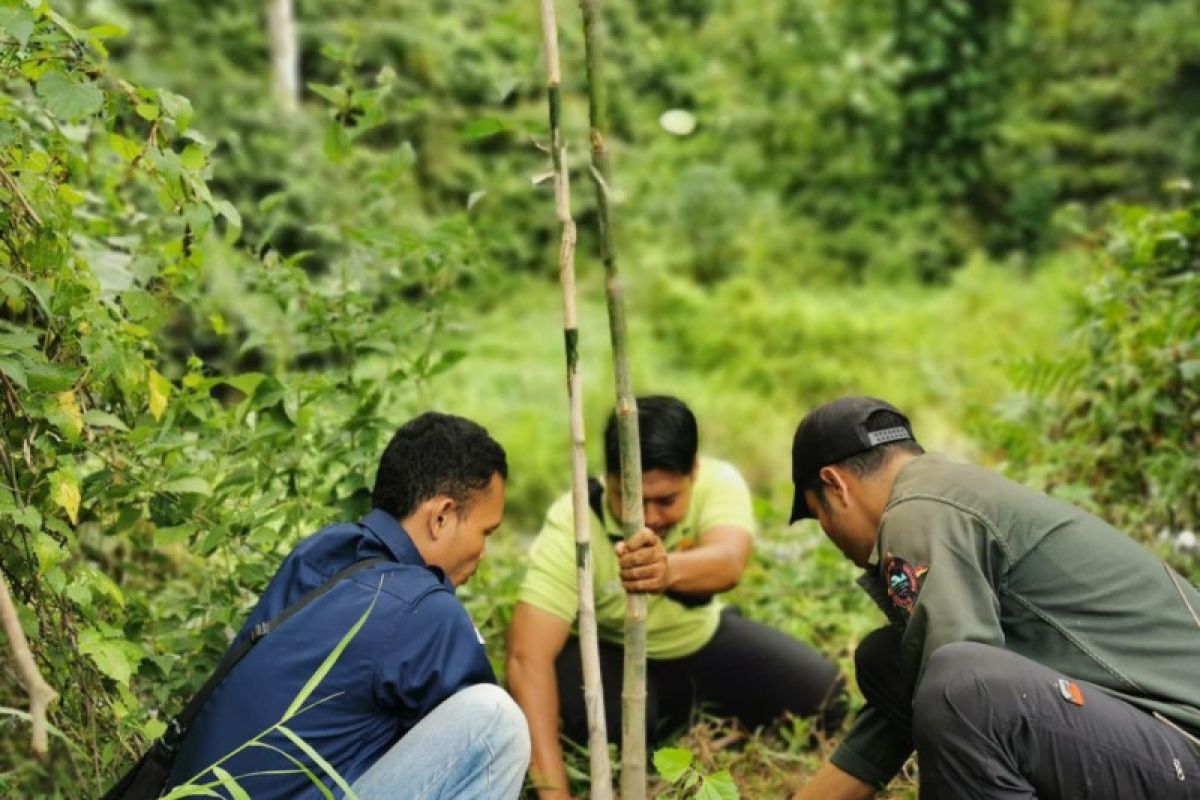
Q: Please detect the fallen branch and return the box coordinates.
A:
[0,571,58,757]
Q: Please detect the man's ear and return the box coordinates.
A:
[427,496,456,540]
[818,465,851,508]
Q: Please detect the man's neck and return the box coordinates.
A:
[863,451,919,527]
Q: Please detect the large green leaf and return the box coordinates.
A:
[36,70,104,121]
[0,6,35,47]
[697,770,740,800]
[652,747,693,783]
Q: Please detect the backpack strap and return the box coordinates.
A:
[165,557,391,751]
[584,478,712,609]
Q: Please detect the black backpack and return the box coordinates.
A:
[101,557,388,800]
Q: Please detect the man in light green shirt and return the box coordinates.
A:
[508,396,845,800]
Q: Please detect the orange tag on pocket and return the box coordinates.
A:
[1057,678,1085,706]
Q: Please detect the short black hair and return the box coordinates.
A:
[799,410,924,513]
[604,395,698,476]
[372,412,508,520]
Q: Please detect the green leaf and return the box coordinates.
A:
[180,144,206,171]
[83,409,129,431]
[162,477,212,495]
[86,23,128,40]
[33,532,67,574]
[652,747,694,783]
[209,767,251,800]
[78,630,133,684]
[134,102,160,121]
[277,726,358,800]
[49,468,81,524]
[154,523,195,548]
[697,771,740,800]
[0,356,27,389]
[307,83,348,106]
[109,132,142,162]
[160,784,224,799]
[0,6,36,47]
[25,361,80,393]
[159,90,194,132]
[0,269,51,318]
[148,369,171,420]
[0,330,38,354]
[461,116,509,141]
[322,120,350,162]
[37,70,104,121]
[214,199,242,233]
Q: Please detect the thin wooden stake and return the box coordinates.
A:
[265,0,300,111]
[578,1,647,797]
[538,1,613,797]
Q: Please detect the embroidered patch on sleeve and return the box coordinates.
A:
[884,553,928,614]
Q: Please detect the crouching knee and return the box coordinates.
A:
[457,684,531,762]
[912,642,1021,748]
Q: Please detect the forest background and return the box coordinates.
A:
[1,0,1198,796]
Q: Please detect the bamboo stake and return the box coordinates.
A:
[538,1,613,797]
[0,572,58,757]
[265,0,300,111]
[578,1,647,797]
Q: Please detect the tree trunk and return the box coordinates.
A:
[578,1,647,797]
[538,1,613,797]
[265,0,300,111]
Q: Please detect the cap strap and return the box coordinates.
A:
[866,426,911,446]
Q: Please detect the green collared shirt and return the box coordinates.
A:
[832,454,1200,788]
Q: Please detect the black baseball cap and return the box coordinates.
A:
[789,396,915,522]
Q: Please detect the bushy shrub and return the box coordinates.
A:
[978,200,1199,572]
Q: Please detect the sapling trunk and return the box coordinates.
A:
[578,1,648,797]
[538,1,613,796]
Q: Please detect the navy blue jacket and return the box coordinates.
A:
[166,509,496,799]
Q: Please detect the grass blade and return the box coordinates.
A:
[278,724,358,800]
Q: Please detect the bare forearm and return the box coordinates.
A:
[666,543,746,594]
[507,657,571,799]
[792,762,877,800]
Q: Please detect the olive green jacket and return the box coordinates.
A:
[831,454,1200,788]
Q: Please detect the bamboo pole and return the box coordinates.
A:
[538,1,614,797]
[578,1,647,797]
[265,0,300,111]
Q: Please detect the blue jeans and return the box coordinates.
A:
[348,684,530,800]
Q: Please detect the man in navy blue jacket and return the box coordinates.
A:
[166,413,530,799]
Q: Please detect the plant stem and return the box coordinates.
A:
[539,1,614,796]
[578,1,647,796]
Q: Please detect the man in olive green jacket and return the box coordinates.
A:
[789,396,1200,800]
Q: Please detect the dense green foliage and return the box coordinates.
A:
[0,0,1196,796]
[980,200,1200,571]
